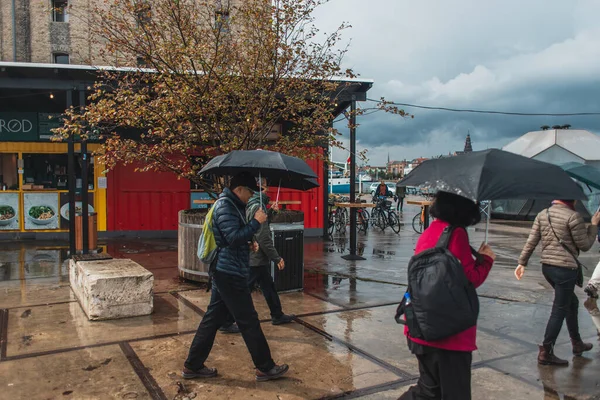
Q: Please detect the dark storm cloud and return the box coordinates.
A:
[318,0,600,159]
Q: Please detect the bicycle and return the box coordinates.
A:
[356,200,370,233]
[412,205,426,234]
[372,198,401,233]
[327,200,336,236]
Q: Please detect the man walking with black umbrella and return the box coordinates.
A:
[182,172,289,382]
[219,177,295,333]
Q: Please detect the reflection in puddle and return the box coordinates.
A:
[372,248,396,259]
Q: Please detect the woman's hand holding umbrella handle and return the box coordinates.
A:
[478,243,496,262]
[514,265,526,280]
[254,208,268,224]
[592,211,600,226]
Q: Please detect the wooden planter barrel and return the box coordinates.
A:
[178,209,209,282]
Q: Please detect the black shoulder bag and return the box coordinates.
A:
[546,209,585,287]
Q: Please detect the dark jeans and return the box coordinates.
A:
[542,264,581,345]
[396,196,405,212]
[223,265,284,326]
[184,270,275,373]
[399,348,472,400]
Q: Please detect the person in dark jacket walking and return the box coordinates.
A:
[219,178,295,333]
[183,172,289,382]
[400,191,495,400]
[396,182,407,213]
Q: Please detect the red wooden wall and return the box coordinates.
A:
[107,164,190,231]
[106,151,325,232]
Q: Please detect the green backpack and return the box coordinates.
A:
[197,197,245,264]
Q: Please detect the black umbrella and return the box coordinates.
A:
[200,150,320,209]
[266,177,320,191]
[400,149,586,242]
[401,149,586,202]
[199,150,318,182]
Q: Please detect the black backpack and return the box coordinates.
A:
[395,226,481,342]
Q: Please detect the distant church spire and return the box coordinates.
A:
[464,133,473,153]
[387,152,390,164]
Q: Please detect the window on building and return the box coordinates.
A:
[53,53,70,64]
[52,0,69,22]
[215,10,230,34]
[135,1,152,27]
[136,56,149,68]
[0,154,19,190]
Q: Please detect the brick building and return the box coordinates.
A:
[0,0,240,65]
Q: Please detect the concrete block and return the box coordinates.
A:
[69,258,154,321]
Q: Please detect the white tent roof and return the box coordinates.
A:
[503,129,600,161]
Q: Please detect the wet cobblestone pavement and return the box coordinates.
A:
[1,204,600,399]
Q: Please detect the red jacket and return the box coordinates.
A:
[404,220,493,352]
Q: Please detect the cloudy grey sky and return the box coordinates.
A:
[312,0,600,165]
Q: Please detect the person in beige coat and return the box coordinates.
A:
[515,200,600,366]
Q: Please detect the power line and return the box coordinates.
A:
[366,98,600,117]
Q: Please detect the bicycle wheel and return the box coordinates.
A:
[388,211,401,233]
[362,209,371,232]
[412,212,423,234]
[328,212,335,236]
[335,207,347,233]
[370,208,381,228]
[378,211,388,231]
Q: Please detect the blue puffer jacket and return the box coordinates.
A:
[212,188,260,279]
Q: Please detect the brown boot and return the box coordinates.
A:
[538,345,569,366]
[572,340,593,356]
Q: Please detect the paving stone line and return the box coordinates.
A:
[317,378,416,400]
[1,330,197,362]
[293,316,415,380]
[170,292,206,316]
[119,342,168,400]
[0,309,7,360]
[304,291,352,309]
[4,300,77,310]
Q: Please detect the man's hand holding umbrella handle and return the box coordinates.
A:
[277,258,285,270]
[515,265,526,280]
[254,208,267,224]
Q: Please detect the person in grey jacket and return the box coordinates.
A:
[219,178,295,333]
[516,199,600,366]
[246,178,295,324]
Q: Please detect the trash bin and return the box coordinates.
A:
[269,210,304,293]
[75,212,98,253]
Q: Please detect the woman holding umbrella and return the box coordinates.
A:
[516,200,600,365]
[400,191,495,400]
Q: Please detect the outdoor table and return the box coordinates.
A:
[334,202,376,208]
[193,199,301,209]
[407,200,433,230]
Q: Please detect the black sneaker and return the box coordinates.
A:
[272,314,295,325]
[182,366,218,379]
[255,364,289,382]
[219,323,240,334]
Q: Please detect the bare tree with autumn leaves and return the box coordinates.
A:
[55,0,407,191]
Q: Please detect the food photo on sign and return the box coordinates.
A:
[23,192,59,230]
[0,193,20,230]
